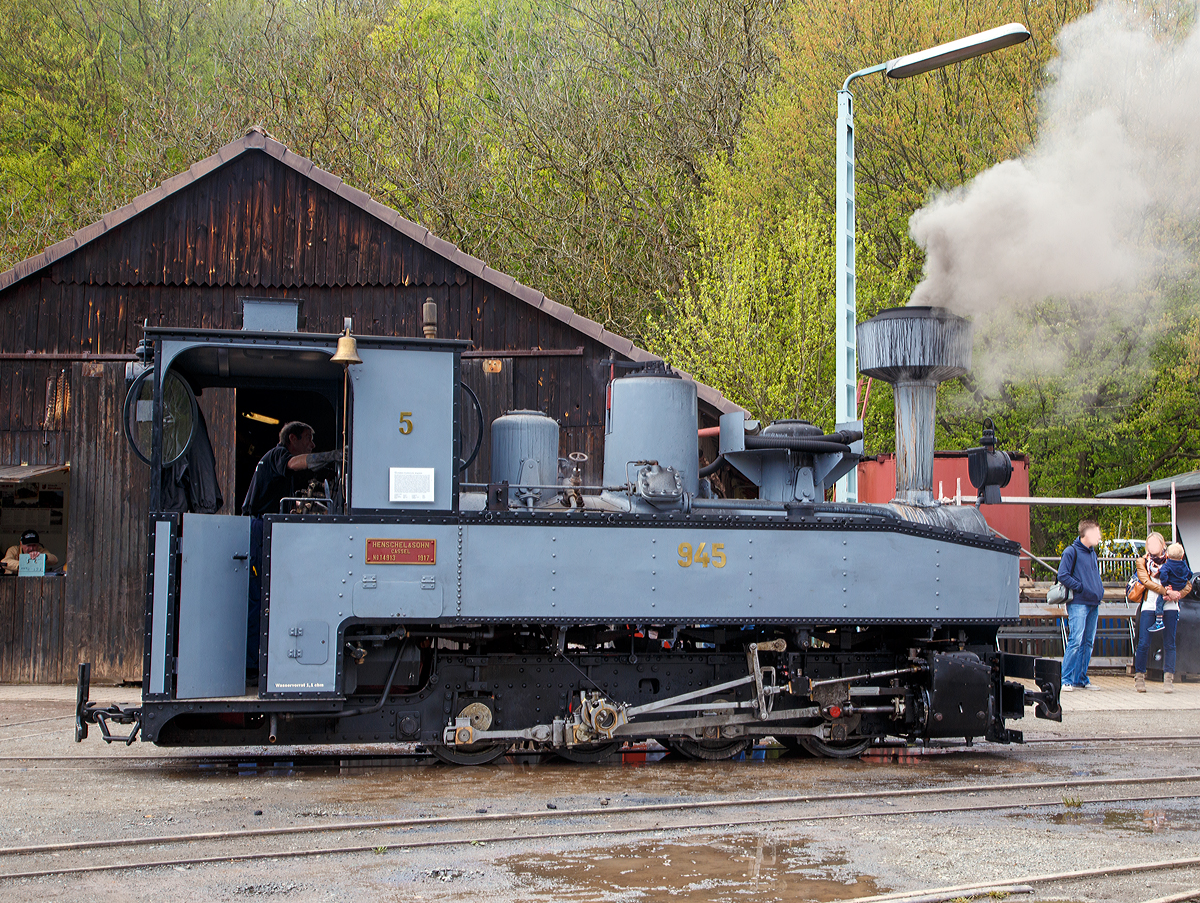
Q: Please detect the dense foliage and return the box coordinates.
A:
[3,0,1198,553]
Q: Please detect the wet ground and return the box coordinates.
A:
[0,678,1199,902]
[500,836,880,903]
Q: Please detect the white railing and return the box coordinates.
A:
[1025,554,1139,583]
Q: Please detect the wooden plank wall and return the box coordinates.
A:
[0,578,66,682]
[2,278,619,485]
[0,360,71,682]
[196,387,238,514]
[63,362,149,682]
[0,359,70,467]
[460,358,513,486]
[59,152,467,290]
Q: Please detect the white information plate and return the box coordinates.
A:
[18,553,46,577]
[389,468,435,503]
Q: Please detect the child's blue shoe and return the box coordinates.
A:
[1148,618,1166,633]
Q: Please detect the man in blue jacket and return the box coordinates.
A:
[1057,518,1105,691]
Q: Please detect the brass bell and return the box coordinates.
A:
[330,319,362,365]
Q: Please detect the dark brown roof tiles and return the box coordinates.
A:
[566,313,606,341]
[540,297,574,321]
[44,237,78,260]
[262,136,287,157]
[130,189,159,213]
[336,184,372,209]
[309,167,343,194]
[454,251,487,277]
[72,221,105,245]
[159,171,192,194]
[425,234,459,259]
[193,153,227,176]
[599,330,636,357]
[481,266,517,295]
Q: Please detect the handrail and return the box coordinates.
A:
[279,496,333,514]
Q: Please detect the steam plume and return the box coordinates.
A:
[908,5,1200,352]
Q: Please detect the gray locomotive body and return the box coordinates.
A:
[78,309,1061,761]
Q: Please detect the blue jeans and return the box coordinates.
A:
[1062,603,1100,687]
[1134,608,1178,674]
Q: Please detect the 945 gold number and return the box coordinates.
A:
[678,542,725,568]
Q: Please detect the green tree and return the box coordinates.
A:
[645,173,912,426]
[935,291,1200,553]
[0,0,114,265]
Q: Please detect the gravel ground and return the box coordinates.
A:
[0,679,1198,902]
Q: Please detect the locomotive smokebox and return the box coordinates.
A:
[857,307,971,507]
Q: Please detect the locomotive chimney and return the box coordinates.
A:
[857,307,972,507]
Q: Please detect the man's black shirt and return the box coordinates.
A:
[241,445,304,516]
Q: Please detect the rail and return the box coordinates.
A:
[937,477,1179,547]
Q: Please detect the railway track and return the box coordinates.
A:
[1,772,1198,881]
[2,734,1200,772]
[852,859,1200,903]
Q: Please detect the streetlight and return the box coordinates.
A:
[833,22,1030,502]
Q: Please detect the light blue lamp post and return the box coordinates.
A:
[833,23,1030,502]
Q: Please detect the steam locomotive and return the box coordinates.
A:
[76,305,1060,762]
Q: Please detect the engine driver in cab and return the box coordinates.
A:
[241,422,339,676]
[242,421,339,517]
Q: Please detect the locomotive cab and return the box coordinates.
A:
[124,323,466,705]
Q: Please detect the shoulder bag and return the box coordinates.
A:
[1047,582,1074,605]
[1126,573,1146,604]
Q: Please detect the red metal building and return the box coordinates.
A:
[858,452,1032,573]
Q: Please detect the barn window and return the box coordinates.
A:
[0,465,70,576]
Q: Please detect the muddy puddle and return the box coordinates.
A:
[499,835,881,902]
[1006,805,1200,833]
[1044,806,1200,833]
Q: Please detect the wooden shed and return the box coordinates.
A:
[0,128,740,684]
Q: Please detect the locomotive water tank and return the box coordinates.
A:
[491,410,561,506]
[602,367,699,495]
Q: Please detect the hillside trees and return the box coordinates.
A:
[647,0,1096,430]
[0,0,115,264]
[0,0,789,335]
[649,0,1200,551]
[3,0,1199,553]
[643,173,913,427]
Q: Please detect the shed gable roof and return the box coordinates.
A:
[1098,470,1200,502]
[0,129,740,415]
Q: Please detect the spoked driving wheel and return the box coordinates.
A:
[667,738,753,761]
[429,698,510,765]
[554,742,624,763]
[798,737,873,759]
[775,736,817,757]
[428,743,512,766]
